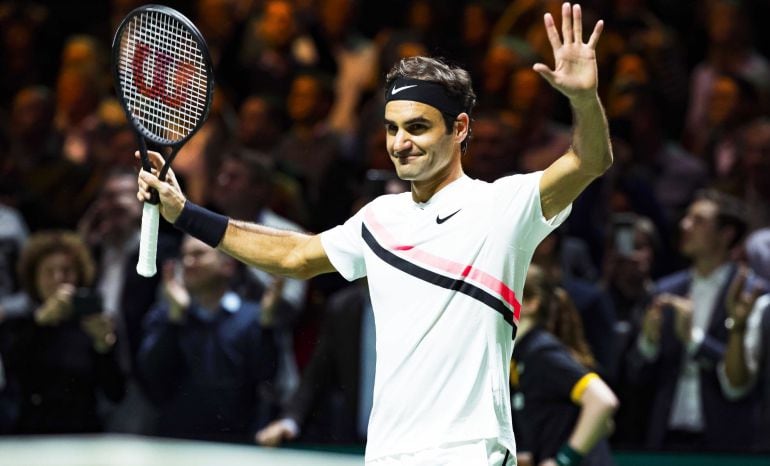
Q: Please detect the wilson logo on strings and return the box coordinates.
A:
[132,42,194,108]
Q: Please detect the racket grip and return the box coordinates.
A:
[136,202,160,277]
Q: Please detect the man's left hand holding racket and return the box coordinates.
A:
[112,4,217,277]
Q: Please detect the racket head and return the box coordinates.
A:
[112,4,215,148]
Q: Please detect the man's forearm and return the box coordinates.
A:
[221,220,333,280]
[723,329,751,387]
[570,94,613,175]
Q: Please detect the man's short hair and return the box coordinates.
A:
[695,189,749,249]
[385,56,477,153]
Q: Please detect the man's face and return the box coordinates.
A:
[181,236,224,291]
[99,174,142,241]
[384,101,457,182]
[679,199,723,259]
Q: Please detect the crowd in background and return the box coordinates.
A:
[1,0,770,458]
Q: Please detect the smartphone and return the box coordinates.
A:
[72,288,103,318]
[612,214,637,257]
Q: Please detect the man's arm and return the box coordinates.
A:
[535,3,613,220]
[136,151,335,280]
[221,221,334,279]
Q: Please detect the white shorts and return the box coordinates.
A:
[366,438,515,466]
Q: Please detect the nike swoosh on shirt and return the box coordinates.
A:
[436,209,461,224]
[391,84,418,95]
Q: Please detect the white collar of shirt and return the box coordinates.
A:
[412,175,472,210]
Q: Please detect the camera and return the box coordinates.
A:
[72,288,103,318]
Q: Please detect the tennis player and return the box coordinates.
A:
[137,3,611,464]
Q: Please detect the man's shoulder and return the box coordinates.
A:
[654,269,692,294]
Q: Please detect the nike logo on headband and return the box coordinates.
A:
[392,84,418,95]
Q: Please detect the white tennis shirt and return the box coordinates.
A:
[320,172,570,461]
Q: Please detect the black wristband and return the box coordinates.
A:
[173,201,229,248]
[555,444,584,466]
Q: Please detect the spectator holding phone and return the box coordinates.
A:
[0,230,125,434]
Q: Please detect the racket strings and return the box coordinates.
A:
[117,10,210,144]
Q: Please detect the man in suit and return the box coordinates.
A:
[256,279,374,446]
[626,190,763,451]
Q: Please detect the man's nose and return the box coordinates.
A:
[392,129,412,154]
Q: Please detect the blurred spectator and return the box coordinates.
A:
[626,190,762,451]
[606,84,707,230]
[257,279,373,447]
[209,148,307,409]
[683,0,770,156]
[512,264,618,466]
[737,118,770,230]
[136,235,277,443]
[174,84,237,205]
[532,231,616,373]
[237,94,286,153]
[0,203,28,323]
[0,231,125,434]
[0,2,55,106]
[2,85,92,230]
[602,0,690,134]
[303,0,377,137]
[600,213,660,447]
[464,111,517,183]
[719,261,770,453]
[455,1,497,85]
[78,168,181,434]
[78,169,179,370]
[55,65,104,165]
[274,71,358,231]
[693,73,760,185]
[504,66,571,173]
[477,37,537,112]
[236,0,308,101]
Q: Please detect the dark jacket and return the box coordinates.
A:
[626,263,760,451]
[284,283,368,444]
[136,292,277,443]
[0,313,126,434]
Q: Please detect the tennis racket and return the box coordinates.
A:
[112,4,214,277]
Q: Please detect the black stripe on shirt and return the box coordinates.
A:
[362,223,515,330]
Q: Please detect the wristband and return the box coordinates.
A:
[173,201,229,248]
[555,444,584,466]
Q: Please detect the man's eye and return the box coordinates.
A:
[386,124,397,134]
[408,125,427,134]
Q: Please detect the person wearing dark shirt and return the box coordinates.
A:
[512,264,618,466]
[0,231,125,434]
[136,235,278,443]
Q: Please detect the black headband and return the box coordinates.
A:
[385,78,466,118]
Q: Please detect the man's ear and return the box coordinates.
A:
[455,112,470,139]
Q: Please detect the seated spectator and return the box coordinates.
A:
[626,190,763,451]
[512,264,618,466]
[136,235,278,443]
[0,231,125,434]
